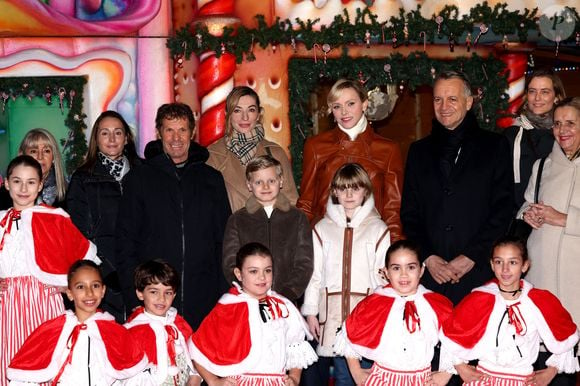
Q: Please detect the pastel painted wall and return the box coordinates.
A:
[0,0,172,157]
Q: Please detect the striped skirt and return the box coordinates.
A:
[364,364,431,386]
[0,275,65,386]
[233,373,286,386]
[463,365,530,386]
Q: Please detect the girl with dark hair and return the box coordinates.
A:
[0,155,99,386]
[190,242,317,386]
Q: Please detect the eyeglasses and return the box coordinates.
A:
[552,121,578,131]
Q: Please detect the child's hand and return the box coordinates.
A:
[430,371,452,386]
[186,375,202,386]
[455,363,485,383]
[306,315,320,340]
[525,367,558,386]
[284,374,299,386]
[210,376,236,386]
[351,367,371,386]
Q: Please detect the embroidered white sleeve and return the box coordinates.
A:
[285,341,318,370]
[545,351,580,374]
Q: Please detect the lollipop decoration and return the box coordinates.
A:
[473,24,489,47]
[435,15,444,37]
[466,33,472,52]
[58,87,66,113]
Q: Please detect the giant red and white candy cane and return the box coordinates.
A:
[194,0,238,146]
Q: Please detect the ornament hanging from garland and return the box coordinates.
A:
[0,77,88,175]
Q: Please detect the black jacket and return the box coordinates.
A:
[401,113,514,304]
[504,124,554,212]
[66,158,141,321]
[115,141,231,329]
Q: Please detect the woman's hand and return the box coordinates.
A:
[351,367,371,386]
[525,367,558,386]
[209,376,236,386]
[530,202,567,227]
[430,371,453,386]
[284,374,300,386]
[186,375,202,386]
[455,364,485,384]
[306,315,320,340]
[523,206,544,229]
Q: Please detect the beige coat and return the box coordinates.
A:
[301,195,390,356]
[206,137,298,212]
[518,142,580,324]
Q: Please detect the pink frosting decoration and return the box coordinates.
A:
[1,0,160,35]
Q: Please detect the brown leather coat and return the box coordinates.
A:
[297,126,404,241]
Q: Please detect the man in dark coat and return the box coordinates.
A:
[116,103,231,328]
[401,70,513,305]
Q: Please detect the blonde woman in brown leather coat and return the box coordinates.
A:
[296,79,404,242]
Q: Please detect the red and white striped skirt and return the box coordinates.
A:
[0,275,65,386]
[463,365,530,386]
[233,373,286,386]
[364,363,431,386]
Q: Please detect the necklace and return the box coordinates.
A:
[498,286,521,297]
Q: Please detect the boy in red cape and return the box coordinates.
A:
[125,260,200,386]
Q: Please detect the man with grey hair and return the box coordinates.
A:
[401,70,513,304]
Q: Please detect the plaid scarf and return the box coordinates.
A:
[225,124,265,166]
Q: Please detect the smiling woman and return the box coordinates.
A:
[519,97,580,331]
[504,69,567,210]
[207,86,298,212]
[66,110,141,322]
[297,79,404,241]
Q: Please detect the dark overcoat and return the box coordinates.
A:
[401,113,513,304]
[116,141,231,328]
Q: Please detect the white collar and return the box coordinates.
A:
[338,114,368,140]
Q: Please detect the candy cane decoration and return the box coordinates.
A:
[194,0,238,146]
[496,52,527,129]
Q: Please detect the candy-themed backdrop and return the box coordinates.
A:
[0,0,578,176]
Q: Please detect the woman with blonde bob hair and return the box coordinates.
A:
[19,128,67,207]
[297,78,404,241]
[207,86,298,212]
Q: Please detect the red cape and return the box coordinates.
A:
[8,311,148,383]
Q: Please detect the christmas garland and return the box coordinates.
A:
[288,52,508,184]
[0,77,88,175]
[168,4,579,61]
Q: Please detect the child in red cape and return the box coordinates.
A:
[334,239,453,386]
[189,242,317,386]
[7,260,149,385]
[440,236,579,386]
[0,155,99,386]
[124,260,200,385]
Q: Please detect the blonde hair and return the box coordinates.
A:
[326,79,368,114]
[330,163,372,204]
[245,155,283,181]
[18,128,67,201]
[225,86,263,136]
